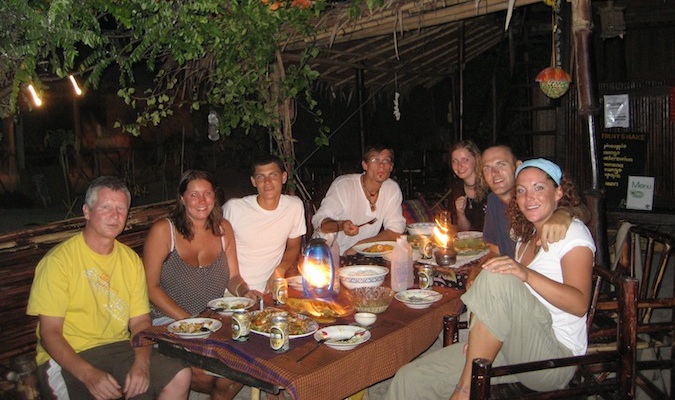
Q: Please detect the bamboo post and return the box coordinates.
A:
[572,0,610,267]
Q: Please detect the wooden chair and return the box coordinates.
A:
[593,226,674,399]
[443,267,638,399]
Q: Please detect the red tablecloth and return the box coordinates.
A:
[134,287,464,400]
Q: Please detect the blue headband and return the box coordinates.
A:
[515,158,562,185]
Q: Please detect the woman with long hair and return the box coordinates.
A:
[448,140,489,231]
[144,170,256,399]
[386,159,595,399]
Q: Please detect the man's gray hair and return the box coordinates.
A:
[84,176,131,208]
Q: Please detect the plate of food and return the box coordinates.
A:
[207,297,256,315]
[314,325,371,351]
[168,317,222,339]
[353,241,396,257]
[454,233,488,256]
[285,297,354,319]
[250,308,319,339]
[395,289,442,310]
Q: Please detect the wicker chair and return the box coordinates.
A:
[443,266,638,399]
[590,226,674,399]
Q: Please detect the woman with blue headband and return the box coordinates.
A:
[386,159,595,399]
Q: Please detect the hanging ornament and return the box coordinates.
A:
[536,0,571,99]
[207,110,220,141]
[393,73,401,121]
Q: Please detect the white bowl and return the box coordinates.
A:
[354,312,377,327]
[339,265,388,289]
[407,222,435,236]
[395,289,442,310]
[314,325,371,351]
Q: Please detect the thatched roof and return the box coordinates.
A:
[281,0,542,97]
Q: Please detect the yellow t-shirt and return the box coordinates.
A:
[27,232,150,365]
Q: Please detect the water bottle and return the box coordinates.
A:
[391,236,411,292]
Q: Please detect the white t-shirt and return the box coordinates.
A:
[312,173,406,254]
[223,194,306,292]
[518,219,596,355]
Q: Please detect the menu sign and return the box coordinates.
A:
[601,132,648,209]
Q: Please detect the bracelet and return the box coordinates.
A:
[455,385,470,395]
[334,220,341,232]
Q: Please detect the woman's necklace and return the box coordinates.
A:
[361,175,379,212]
[463,182,475,209]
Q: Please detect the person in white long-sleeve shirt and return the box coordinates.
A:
[312,145,406,255]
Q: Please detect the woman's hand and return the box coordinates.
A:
[455,196,467,215]
[481,255,528,282]
[243,289,263,302]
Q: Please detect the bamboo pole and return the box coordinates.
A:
[572,0,610,268]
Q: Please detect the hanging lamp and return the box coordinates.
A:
[536,0,572,99]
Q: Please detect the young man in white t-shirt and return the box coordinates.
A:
[223,155,306,293]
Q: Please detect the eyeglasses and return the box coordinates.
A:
[367,158,393,165]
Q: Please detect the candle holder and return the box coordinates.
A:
[434,246,457,266]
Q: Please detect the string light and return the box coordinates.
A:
[27,84,42,107]
[69,75,82,96]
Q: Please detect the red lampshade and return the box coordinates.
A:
[536,67,572,99]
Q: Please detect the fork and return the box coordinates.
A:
[356,218,377,227]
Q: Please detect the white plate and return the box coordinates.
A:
[207,297,256,315]
[457,231,483,239]
[407,222,435,236]
[287,275,304,291]
[395,289,442,309]
[353,241,396,257]
[314,325,371,350]
[168,318,222,339]
[250,309,319,339]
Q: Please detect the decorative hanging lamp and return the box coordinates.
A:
[536,0,572,99]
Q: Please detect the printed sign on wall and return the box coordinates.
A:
[626,176,655,211]
[604,94,630,128]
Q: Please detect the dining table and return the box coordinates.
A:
[133,254,482,400]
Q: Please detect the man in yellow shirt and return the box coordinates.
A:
[27,176,191,399]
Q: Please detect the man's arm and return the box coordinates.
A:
[538,205,589,251]
[266,236,302,292]
[124,314,152,398]
[39,315,123,399]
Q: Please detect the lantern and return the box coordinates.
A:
[301,238,338,299]
[537,0,572,99]
[536,67,572,99]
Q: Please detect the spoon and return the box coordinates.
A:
[296,331,329,362]
[356,218,377,227]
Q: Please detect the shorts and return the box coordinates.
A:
[38,340,187,399]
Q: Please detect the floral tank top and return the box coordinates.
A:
[151,219,230,320]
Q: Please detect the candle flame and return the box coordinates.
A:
[301,259,331,288]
